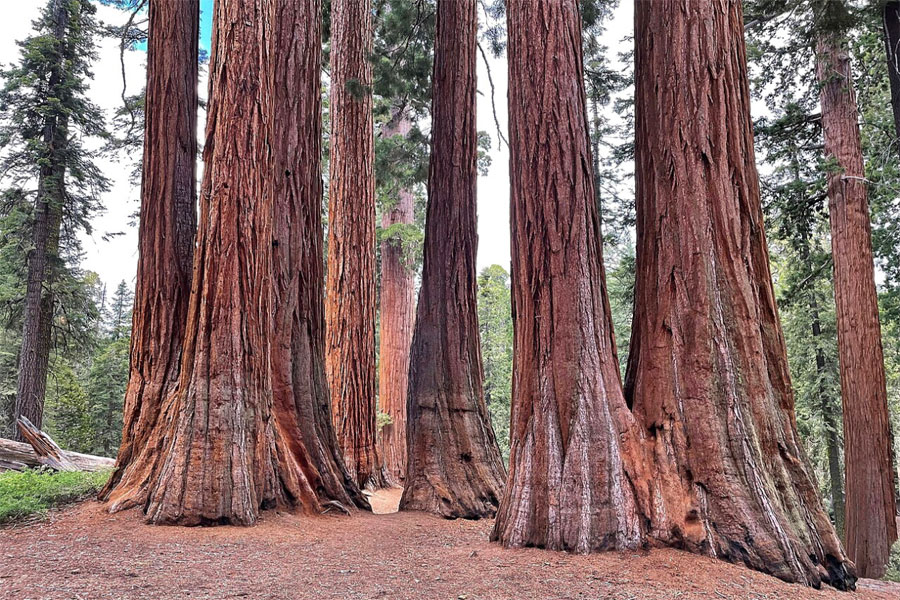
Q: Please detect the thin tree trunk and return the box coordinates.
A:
[797,229,846,538]
[101,0,198,500]
[816,33,899,579]
[377,110,417,487]
[814,301,846,539]
[326,0,381,490]
[400,0,505,519]
[104,0,366,524]
[14,0,70,440]
[786,209,848,540]
[884,0,900,156]
[493,0,647,552]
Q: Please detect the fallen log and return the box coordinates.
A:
[16,417,79,471]
[0,419,114,472]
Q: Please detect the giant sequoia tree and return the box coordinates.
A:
[492,0,648,554]
[494,0,853,590]
[101,0,198,498]
[326,0,381,490]
[626,0,851,587]
[400,0,505,519]
[816,25,898,578]
[104,0,365,523]
[377,112,418,486]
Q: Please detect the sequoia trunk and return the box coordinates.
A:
[101,0,198,498]
[624,0,852,587]
[816,34,899,578]
[326,0,380,490]
[104,0,366,524]
[377,111,417,487]
[14,0,70,440]
[492,0,647,551]
[400,0,505,518]
[495,0,854,589]
[269,0,369,511]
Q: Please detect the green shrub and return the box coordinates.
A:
[0,468,110,524]
[886,540,900,583]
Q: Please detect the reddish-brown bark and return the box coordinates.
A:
[101,0,198,498]
[625,0,852,588]
[377,112,417,487]
[816,34,898,579]
[325,0,381,490]
[104,0,366,524]
[492,0,646,551]
[494,0,854,590]
[269,0,368,513]
[399,0,505,519]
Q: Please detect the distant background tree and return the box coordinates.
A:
[0,0,109,439]
[476,265,512,462]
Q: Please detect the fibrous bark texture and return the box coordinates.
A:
[625,0,852,587]
[492,0,646,552]
[101,0,198,499]
[377,111,417,487]
[104,0,366,524]
[14,0,71,440]
[816,34,898,579]
[400,0,505,519]
[494,0,855,590]
[884,1,900,155]
[269,0,369,512]
[325,0,381,490]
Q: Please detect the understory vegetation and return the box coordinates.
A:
[0,468,110,524]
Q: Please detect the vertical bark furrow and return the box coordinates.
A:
[400,0,506,519]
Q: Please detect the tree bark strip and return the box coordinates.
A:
[816,33,899,579]
[101,0,198,499]
[14,0,72,440]
[400,0,506,519]
[377,111,417,487]
[326,0,381,490]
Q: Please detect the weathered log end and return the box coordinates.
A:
[0,419,114,473]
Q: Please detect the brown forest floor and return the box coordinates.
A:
[1,488,897,600]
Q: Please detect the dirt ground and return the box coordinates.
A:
[1,489,897,600]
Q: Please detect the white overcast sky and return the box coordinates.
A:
[0,1,635,292]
